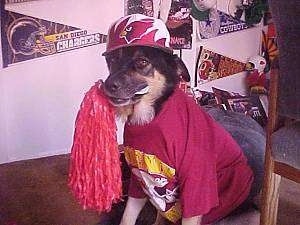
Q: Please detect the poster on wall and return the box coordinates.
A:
[166,0,192,49]
[124,0,192,50]
[195,46,246,85]
[124,0,154,17]
[196,9,251,40]
[1,6,107,68]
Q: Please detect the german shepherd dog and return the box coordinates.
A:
[103,46,190,125]
[102,46,190,224]
[103,46,263,225]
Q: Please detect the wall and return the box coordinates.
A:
[183,23,261,95]
[0,0,124,163]
[182,0,262,94]
[0,0,262,164]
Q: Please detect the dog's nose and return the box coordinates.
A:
[106,80,122,92]
[111,82,121,91]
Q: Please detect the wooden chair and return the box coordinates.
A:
[260,67,300,225]
[260,1,300,224]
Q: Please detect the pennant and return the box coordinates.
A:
[195,46,246,85]
[5,0,38,3]
[196,9,251,39]
[1,9,107,68]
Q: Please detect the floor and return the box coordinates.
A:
[0,154,299,225]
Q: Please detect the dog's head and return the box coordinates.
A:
[103,46,190,125]
[102,14,190,125]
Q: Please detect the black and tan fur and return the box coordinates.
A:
[103,46,190,125]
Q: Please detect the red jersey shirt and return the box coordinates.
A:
[123,88,253,224]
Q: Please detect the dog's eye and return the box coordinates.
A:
[134,58,149,69]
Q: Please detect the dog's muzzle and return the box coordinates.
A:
[102,79,149,106]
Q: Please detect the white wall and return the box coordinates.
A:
[0,0,124,163]
[0,0,262,164]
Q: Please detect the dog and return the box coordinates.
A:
[102,14,264,225]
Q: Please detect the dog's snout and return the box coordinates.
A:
[109,80,122,91]
[105,79,122,92]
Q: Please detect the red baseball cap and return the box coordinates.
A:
[103,14,173,56]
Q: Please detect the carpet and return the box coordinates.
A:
[0,154,299,225]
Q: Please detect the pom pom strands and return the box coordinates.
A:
[68,81,122,212]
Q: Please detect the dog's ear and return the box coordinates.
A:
[173,55,191,82]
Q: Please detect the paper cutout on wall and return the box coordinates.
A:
[196,9,251,39]
[1,9,107,68]
[195,46,246,85]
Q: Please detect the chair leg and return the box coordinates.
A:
[260,169,281,225]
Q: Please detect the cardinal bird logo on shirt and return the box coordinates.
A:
[115,14,170,47]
